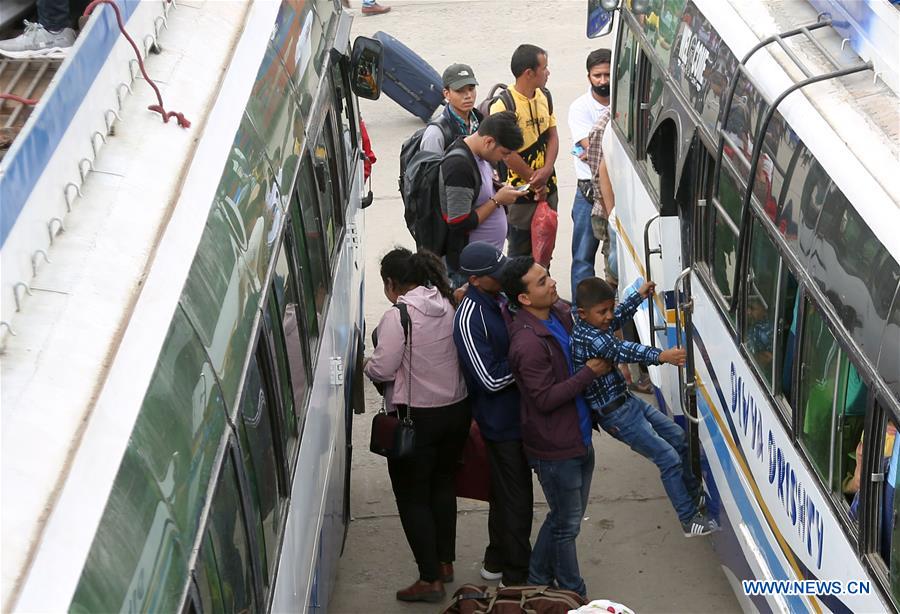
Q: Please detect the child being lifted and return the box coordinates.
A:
[571,277,718,537]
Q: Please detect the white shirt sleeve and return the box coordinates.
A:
[567,95,595,145]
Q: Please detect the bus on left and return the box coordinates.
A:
[0,1,382,612]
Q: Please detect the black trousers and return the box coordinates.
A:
[38,0,71,30]
[483,438,534,585]
[387,400,471,582]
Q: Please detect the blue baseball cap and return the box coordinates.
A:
[459,242,507,278]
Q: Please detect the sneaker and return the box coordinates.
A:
[682,512,718,538]
[480,565,503,581]
[0,21,75,59]
[361,2,391,15]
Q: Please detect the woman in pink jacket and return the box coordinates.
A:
[364,248,470,604]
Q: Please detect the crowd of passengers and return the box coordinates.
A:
[362,45,719,605]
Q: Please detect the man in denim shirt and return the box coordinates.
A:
[571,277,718,537]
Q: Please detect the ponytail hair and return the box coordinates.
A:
[380,247,454,304]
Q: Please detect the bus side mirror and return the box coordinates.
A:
[349,36,384,100]
[587,0,616,38]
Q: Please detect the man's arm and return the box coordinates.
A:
[454,304,515,393]
[598,158,615,216]
[568,99,593,159]
[503,152,534,184]
[440,158,480,231]
[509,333,596,414]
[532,126,559,188]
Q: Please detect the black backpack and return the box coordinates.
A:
[398,115,456,255]
[476,83,554,119]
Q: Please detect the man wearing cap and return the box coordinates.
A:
[421,63,482,154]
[452,241,533,586]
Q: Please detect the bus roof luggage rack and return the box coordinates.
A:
[0,57,61,160]
[713,15,873,312]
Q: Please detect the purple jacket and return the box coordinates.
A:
[507,301,597,461]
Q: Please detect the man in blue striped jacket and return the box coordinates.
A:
[452,242,532,586]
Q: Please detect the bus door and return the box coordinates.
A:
[634,46,687,419]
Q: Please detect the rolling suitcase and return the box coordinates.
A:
[373,31,444,122]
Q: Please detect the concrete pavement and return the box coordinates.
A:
[331,2,741,612]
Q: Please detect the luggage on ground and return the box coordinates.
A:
[373,31,444,122]
[441,584,587,614]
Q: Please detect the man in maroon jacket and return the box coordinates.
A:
[499,256,609,598]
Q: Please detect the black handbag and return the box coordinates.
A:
[369,305,416,459]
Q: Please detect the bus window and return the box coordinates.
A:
[743,218,778,387]
[331,59,358,166]
[238,340,291,593]
[750,111,800,244]
[721,74,764,182]
[613,22,638,142]
[776,272,799,414]
[311,112,345,260]
[709,170,741,316]
[264,299,299,463]
[294,154,331,326]
[636,59,667,200]
[651,0,687,64]
[272,241,311,427]
[199,449,258,613]
[834,357,867,504]
[798,300,844,484]
[195,533,224,612]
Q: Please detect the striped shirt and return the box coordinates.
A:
[586,109,611,218]
[571,290,663,410]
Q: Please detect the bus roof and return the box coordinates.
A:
[695,0,900,255]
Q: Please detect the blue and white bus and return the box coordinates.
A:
[589,0,899,610]
[1,1,382,611]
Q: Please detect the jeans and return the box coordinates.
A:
[528,446,594,597]
[597,396,699,523]
[484,439,533,584]
[38,0,70,30]
[387,400,472,581]
[571,189,600,295]
[607,223,619,281]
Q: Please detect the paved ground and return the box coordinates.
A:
[332,2,741,612]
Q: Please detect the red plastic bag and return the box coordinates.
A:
[530,200,558,268]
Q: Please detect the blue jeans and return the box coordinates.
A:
[597,396,699,523]
[607,223,619,281]
[528,446,594,597]
[570,189,600,294]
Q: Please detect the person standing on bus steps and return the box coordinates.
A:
[567,48,611,295]
[500,256,611,597]
[490,44,559,258]
[364,249,470,603]
[439,111,524,288]
[570,277,719,537]
[421,63,483,155]
[452,242,533,586]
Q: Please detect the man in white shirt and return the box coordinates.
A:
[566,49,611,295]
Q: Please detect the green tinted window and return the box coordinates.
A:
[614,23,638,142]
[834,357,866,507]
[181,205,260,408]
[743,219,778,387]
[203,449,257,613]
[238,348,284,592]
[798,301,839,482]
[72,309,226,613]
[195,531,225,612]
[273,239,312,426]
[312,112,345,260]
[295,155,330,328]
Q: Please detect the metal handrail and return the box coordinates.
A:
[642,215,664,348]
[673,267,700,424]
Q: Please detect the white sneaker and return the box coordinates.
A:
[0,21,76,59]
[479,565,503,581]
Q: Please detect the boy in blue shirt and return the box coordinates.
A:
[571,276,718,537]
